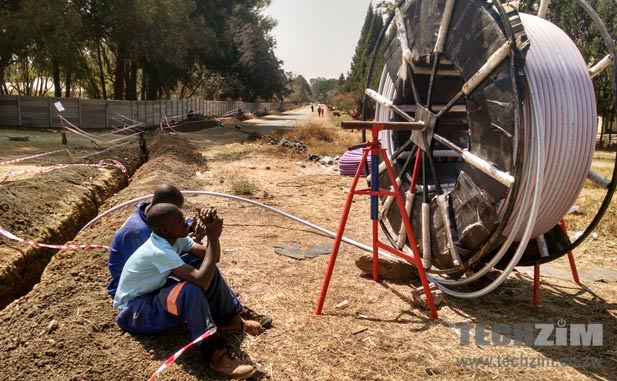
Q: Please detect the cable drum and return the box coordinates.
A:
[372,0,599,286]
[508,13,597,239]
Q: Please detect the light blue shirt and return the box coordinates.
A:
[113,233,196,309]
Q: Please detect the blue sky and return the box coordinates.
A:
[263,0,375,81]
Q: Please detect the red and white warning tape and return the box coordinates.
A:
[0,159,127,183]
[148,327,217,381]
[55,115,141,149]
[0,225,109,250]
[0,149,69,166]
[77,141,133,160]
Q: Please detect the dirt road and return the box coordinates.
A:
[239,106,314,130]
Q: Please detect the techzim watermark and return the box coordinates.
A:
[454,319,603,369]
[456,318,603,347]
[456,353,603,368]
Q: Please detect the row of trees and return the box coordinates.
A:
[283,2,389,111]
[298,0,615,142]
[0,0,288,101]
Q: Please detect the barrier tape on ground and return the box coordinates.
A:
[78,141,133,160]
[0,159,127,183]
[0,149,69,166]
[0,225,109,250]
[148,327,217,381]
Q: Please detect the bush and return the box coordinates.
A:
[331,92,360,113]
[231,178,256,195]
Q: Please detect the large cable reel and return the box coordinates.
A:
[366,0,617,298]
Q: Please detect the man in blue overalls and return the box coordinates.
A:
[113,203,257,379]
[107,184,272,329]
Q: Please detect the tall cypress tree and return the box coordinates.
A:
[346,4,375,94]
[346,4,384,108]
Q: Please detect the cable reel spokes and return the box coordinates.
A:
[364,0,615,298]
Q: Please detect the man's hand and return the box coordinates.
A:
[205,215,223,240]
[189,207,218,243]
[197,206,217,225]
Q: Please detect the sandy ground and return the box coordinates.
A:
[0,108,615,380]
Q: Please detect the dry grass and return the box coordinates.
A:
[231,176,257,195]
[3,112,615,381]
[259,119,364,158]
[565,150,616,234]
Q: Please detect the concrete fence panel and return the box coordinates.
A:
[0,95,293,129]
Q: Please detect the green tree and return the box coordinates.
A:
[345,4,385,109]
[286,73,312,104]
[310,77,341,105]
[0,0,289,102]
[0,1,27,94]
[226,9,288,100]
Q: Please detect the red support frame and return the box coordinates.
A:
[315,125,438,320]
[532,219,582,306]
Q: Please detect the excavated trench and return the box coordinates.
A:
[0,127,216,380]
[0,137,146,309]
[0,123,215,310]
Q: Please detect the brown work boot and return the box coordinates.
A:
[241,306,273,329]
[209,348,256,379]
[218,315,264,336]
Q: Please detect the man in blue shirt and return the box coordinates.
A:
[114,203,256,379]
[107,184,270,323]
[108,184,205,296]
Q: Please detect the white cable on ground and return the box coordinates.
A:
[79,191,402,262]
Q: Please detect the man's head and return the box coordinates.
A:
[151,184,184,208]
[146,203,189,239]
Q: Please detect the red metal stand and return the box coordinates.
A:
[532,219,581,306]
[315,124,438,320]
[560,219,581,285]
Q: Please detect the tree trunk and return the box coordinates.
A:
[124,58,131,100]
[36,70,42,96]
[140,72,146,101]
[128,61,138,100]
[96,43,107,99]
[600,116,605,148]
[0,65,5,94]
[146,71,158,100]
[607,113,615,149]
[52,58,62,98]
[113,47,126,100]
[65,70,72,98]
[22,60,31,96]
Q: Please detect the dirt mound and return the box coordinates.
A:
[147,131,207,170]
[0,132,211,381]
[0,140,143,308]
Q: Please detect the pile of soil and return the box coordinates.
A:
[0,131,212,380]
[0,139,143,308]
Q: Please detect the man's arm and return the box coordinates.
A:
[170,216,223,290]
